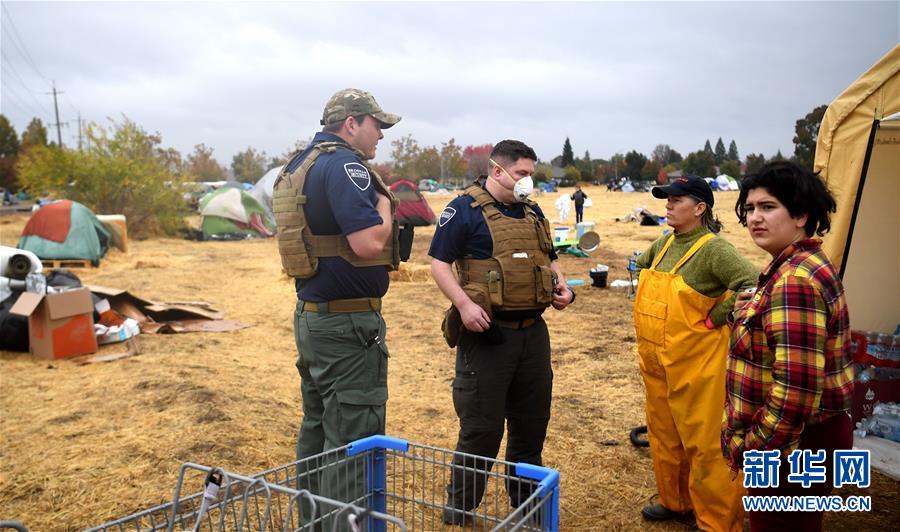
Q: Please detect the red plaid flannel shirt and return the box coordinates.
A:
[722,239,854,472]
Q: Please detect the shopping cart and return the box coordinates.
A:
[89,435,560,531]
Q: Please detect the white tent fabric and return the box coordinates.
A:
[250,165,284,220]
[200,188,251,223]
[715,174,740,191]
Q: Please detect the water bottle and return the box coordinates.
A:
[871,403,900,443]
[857,365,874,383]
[865,331,882,365]
[877,333,893,366]
[888,334,900,368]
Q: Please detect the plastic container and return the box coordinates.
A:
[590,270,608,288]
[575,221,595,240]
[554,227,570,242]
[855,402,900,442]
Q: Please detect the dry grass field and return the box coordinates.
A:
[1,186,896,530]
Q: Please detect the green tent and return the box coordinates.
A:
[199,187,275,239]
[18,200,111,266]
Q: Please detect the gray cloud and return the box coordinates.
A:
[2,1,897,167]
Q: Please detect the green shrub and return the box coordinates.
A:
[17,117,189,238]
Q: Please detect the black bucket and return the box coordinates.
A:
[590,270,608,288]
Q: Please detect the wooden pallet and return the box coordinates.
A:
[41,259,93,269]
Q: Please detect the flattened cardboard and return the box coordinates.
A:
[154,319,250,334]
[86,285,246,334]
[87,285,224,321]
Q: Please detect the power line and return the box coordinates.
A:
[1,91,34,118]
[1,79,47,119]
[0,70,47,120]
[0,3,49,84]
[2,84,44,119]
[1,49,53,117]
[63,92,79,116]
[1,4,82,144]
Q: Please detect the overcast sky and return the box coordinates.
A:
[1,1,897,168]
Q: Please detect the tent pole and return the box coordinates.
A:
[839,118,880,279]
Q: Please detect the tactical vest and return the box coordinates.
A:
[454,184,555,311]
[272,141,399,279]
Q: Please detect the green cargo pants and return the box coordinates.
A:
[293,301,389,519]
[295,301,389,457]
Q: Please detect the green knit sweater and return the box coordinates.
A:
[636,225,759,326]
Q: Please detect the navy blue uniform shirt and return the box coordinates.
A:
[289,132,389,301]
[428,182,559,263]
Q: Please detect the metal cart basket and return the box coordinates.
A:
[89,435,560,532]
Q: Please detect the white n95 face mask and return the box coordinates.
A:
[489,158,534,202]
[513,175,534,201]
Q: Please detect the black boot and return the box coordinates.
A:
[641,503,694,523]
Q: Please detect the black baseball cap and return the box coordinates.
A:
[651,175,714,207]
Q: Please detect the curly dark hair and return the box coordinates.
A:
[491,139,537,165]
[735,161,837,237]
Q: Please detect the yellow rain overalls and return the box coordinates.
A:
[634,233,743,532]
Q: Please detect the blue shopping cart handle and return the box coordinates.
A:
[347,435,410,456]
[515,462,561,497]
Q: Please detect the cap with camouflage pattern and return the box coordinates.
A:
[320,88,401,129]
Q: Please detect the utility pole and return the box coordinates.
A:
[77,113,83,151]
[48,81,64,147]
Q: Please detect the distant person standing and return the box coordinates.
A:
[634,176,758,531]
[571,185,588,223]
[272,88,402,462]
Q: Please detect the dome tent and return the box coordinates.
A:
[199,187,275,240]
[714,174,739,191]
[389,179,436,226]
[18,200,110,266]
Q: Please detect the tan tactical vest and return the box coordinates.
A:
[454,184,555,311]
[272,141,399,279]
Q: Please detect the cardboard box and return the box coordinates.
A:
[851,377,900,422]
[10,288,97,359]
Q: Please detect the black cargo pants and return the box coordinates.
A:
[446,317,553,511]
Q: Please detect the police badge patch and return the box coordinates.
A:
[439,207,456,227]
[344,163,371,190]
